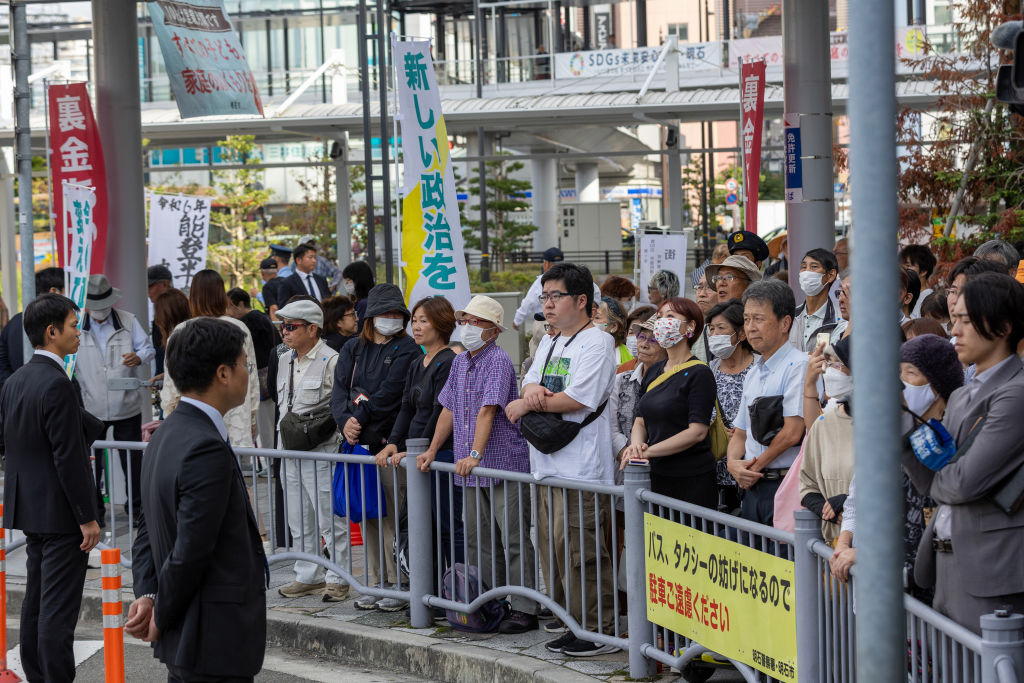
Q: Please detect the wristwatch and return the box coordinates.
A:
[469,449,482,461]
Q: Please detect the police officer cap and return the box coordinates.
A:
[727,230,770,263]
[269,244,292,258]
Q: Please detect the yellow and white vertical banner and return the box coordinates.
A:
[63,181,96,378]
[393,39,471,308]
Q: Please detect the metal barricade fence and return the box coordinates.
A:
[7,440,1021,683]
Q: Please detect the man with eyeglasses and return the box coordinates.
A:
[706,254,762,304]
[420,295,539,634]
[506,263,619,657]
[273,299,350,603]
[512,247,602,330]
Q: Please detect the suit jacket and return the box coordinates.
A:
[902,355,1024,598]
[132,402,266,676]
[0,313,25,390]
[277,271,330,303]
[0,354,97,534]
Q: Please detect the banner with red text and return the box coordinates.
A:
[147,0,263,118]
[740,60,766,233]
[47,82,108,273]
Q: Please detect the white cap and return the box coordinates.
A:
[276,300,324,327]
[455,295,505,332]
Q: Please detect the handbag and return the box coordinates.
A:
[332,442,387,522]
[518,325,606,454]
[279,356,337,451]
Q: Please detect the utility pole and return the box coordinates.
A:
[12,1,34,362]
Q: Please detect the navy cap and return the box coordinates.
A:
[534,312,546,321]
[543,247,564,262]
[259,257,278,270]
[147,264,173,285]
[269,244,292,258]
[727,230,770,263]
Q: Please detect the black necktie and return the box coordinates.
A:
[305,275,316,298]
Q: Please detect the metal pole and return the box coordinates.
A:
[666,124,682,234]
[849,0,904,677]
[357,0,377,275]
[404,437,432,629]
[477,128,490,282]
[980,612,1024,683]
[474,0,484,99]
[13,1,35,355]
[374,0,394,284]
[635,0,647,47]
[93,0,148,328]
[623,463,654,679]
[782,0,834,298]
[334,136,352,267]
[793,509,822,682]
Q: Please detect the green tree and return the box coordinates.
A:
[896,0,1024,276]
[282,151,366,261]
[461,153,537,271]
[206,135,273,291]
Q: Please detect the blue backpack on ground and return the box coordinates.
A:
[442,563,507,633]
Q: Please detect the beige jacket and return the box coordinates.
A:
[798,407,854,544]
[159,315,261,447]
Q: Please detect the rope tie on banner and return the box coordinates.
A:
[101,549,125,683]
[0,506,21,681]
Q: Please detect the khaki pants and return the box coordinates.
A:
[361,464,404,586]
[463,481,538,615]
[536,486,615,634]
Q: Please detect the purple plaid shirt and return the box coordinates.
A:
[438,341,530,487]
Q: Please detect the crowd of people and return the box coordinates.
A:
[1,227,1022,679]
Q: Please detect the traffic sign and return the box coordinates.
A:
[725,178,739,193]
[726,192,739,205]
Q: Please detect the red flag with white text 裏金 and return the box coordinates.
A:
[48,82,108,272]
[740,60,766,234]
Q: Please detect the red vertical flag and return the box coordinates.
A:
[48,83,108,272]
[740,60,766,234]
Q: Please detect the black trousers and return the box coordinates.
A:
[93,414,143,516]
[740,476,783,526]
[167,666,253,683]
[22,532,88,683]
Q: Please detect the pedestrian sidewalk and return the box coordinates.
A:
[0,523,685,683]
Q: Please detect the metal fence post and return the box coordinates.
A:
[623,463,654,679]
[405,438,432,629]
[793,509,822,683]
[980,611,1024,683]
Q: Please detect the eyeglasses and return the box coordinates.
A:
[457,317,493,327]
[636,332,660,345]
[695,281,712,292]
[538,291,573,303]
[712,274,749,285]
[342,311,357,318]
[281,322,308,332]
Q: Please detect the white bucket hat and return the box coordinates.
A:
[455,295,506,332]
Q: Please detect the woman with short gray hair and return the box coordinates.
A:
[647,270,680,307]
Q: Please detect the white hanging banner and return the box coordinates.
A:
[393,39,472,309]
[638,233,688,305]
[62,181,97,378]
[147,193,211,290]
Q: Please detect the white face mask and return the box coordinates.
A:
[625,334,639,357]
[903,382,936,416]
[461,325,490,352]
[343,280,356,296]
[823,366,853,400]
[88,306,112,321]
[708,333,738,359]
[799,271,827,297]
[373,317,404,336]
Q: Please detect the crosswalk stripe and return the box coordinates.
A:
[5,640,104,678]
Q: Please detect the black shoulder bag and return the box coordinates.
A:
[519,326,607,455]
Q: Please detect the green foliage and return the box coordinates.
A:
[467,266,537,293]
[459,153,537,271]
[205,135,273,291]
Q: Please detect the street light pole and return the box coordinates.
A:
[849,0,905,679]
[12,1,35,361]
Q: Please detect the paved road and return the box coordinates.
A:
[3,624,434,682]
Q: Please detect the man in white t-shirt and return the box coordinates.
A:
[507,263,617,657]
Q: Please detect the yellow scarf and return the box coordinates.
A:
[646,358,706,393]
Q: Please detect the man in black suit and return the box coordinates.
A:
[276,243,330,304]
[127,318,267,681]
[0,267,65,390]
[0,293,101,682]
